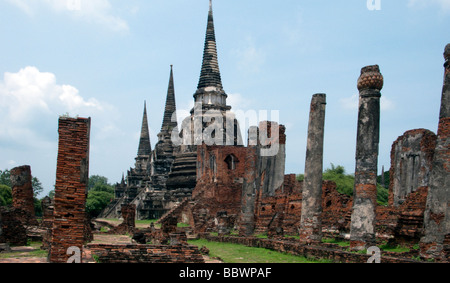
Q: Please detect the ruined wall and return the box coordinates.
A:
[253,178,352,237]
[49,117,91,263]
[383,129,436,245]
[190,144,251,233]
[87,244,205,263]
[10,165,37,226]
[253,174,302,237]
[0,207,28,246]
[389,129,436,207]
[109,204,136,235]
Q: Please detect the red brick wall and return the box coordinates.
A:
[49,117,91,263]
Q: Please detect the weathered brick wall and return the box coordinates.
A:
[254,179,352,237]
[0,207,28,246]
[49,117,91,263]
[10,165,38,226]
[87,244,205,263]
[191,144,250,233]
[109,204,136,235]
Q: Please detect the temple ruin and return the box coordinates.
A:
[0,1,448,264]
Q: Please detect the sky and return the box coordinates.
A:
[0,0,449,198]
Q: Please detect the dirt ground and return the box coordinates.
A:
[0,233,221,263]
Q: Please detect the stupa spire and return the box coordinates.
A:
[197,0,223,90]
[161,65,178,133]
[137,101,152,156]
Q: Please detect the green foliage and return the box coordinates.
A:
[86,190,114,218]
[0,169,11,188]
[320,164,388,206]
[88,175,110,191]
[48,190,55,199]
[377,185,389,206]
[86,175,115,218]
[0,184,12,207]
[321,238,350,247]
[377,170,390,189]
[32,177,44,198]
[323,164,355,196]
[34,198,42,217]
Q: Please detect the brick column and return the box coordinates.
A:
[350,65,383,251]
[49,117,91,263]
[238,127,259,236]
[299,93,326,244]
[420,44,450,261]
[10,165,37,225]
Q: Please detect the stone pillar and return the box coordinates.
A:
[10,165,37,225]
[238,127,259,236]
[420,44,450,261]
[350,65,383,251]
[299,93,327,244]
[50,117,91,263]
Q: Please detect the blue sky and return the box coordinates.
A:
[0,0,449,197]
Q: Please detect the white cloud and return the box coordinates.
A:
[340,94,359,110]
[0,66,112,147]
[232,37,266,74]
[6,0,129,32]
[227,93,252,110]
[340,93,395,111]
[408,0,450,12]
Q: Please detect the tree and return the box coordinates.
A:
[88,175,109,191]
[32,177,44,198]
[0,184,12,207]
[85,175,115,218]
[0,169,11,187]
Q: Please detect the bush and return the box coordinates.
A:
[320,164,389,206]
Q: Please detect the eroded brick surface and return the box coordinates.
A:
[49,117,91,263]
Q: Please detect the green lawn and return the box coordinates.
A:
[188,239,333,263]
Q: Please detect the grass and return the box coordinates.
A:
[188,239,333,263]
[379,243,411,253]
[321,238,350,247]
[0,242,48,259]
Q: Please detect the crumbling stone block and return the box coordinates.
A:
[10,165,38,226]
[111,204,136,235]
[49,117,91,263]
